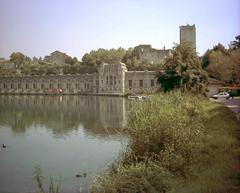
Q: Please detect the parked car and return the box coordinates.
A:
[212,92,230,99]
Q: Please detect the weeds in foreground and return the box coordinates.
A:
[33,166,60,193]
[91,91,240,193]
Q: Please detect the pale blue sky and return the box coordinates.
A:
[0,0,239,59]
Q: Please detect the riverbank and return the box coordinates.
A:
[90,92,240,193]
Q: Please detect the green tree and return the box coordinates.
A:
[206,50,232,82]
[81,47,127,71]
[65,56,75,65]
[157,42,208,94]
[10,52,31,68]
[203,39,240,83]
[230,35,240,50]
[201,44,229,69]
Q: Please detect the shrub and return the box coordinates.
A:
[91,91,239,193]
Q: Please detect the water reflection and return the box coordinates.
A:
[0,95,128,193]
[0,95,127,137]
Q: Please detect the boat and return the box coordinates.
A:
[128,95,142,100]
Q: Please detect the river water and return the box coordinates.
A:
[0,95,128,193]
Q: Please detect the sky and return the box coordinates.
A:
[0,0,239,60]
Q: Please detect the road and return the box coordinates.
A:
[210,97,240,122]
[223,97,240,121]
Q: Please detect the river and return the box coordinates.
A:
[0,95,128,193]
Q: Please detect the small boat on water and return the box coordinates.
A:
[128,95,143,100]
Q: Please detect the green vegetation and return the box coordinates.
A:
[202,35,240,84]
[230,35,240,50]
[0,46,166,76]
[91,92,240,193]
[157,43,208,94]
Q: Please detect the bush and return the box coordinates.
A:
[91,91,239,193]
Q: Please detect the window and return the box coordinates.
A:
[75,83,79,89]
[4,84,7,89]
[139,80,143,87]
[41,84,45,89]
[106,76,108,84]
[110,75,113,85]
[11,84,14,89]
[114,76,116,84]
[58,83,62,89]
[26,84,28,89]
[67,83,70,89]
[18,84,21,89]
[151,80,154,87]
[129,80,132,87]
[49,83,53,89]
[33,83,36,89]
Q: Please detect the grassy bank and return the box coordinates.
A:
[91,92,240,193]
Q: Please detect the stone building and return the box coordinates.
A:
[180,24,196,50]
[0,63,159,95]
[43,51,70,65]
[0,58,14,69]
[132,45,171,64]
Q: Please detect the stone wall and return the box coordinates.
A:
[133,45,171,64]
[125,71,158,94]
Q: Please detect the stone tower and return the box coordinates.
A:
[179,24,196,50]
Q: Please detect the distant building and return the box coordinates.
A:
[0,58,14,69]
[43,51,70,65]
[132,45,171,64]
[180,24,196,50]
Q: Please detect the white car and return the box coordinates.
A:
[212,92,230,99]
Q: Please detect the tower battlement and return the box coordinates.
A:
[179,24,196,50]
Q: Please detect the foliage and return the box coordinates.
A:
[204,47,240,84]
[202,37,240,84]
[10,52,31,68]
[91,92,239,193]
[230,35,240,50]
[81,47,126,72]
[157,43,208,94]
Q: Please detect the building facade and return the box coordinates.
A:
[0,63,159,95]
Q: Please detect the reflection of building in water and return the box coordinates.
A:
[0,95,127,137]
[98,97,127,129]
[0,63,158,95]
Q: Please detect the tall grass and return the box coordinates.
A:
[33,166,60,193]
[91,91,240,193]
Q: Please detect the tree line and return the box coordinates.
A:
[0,46,158,76]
